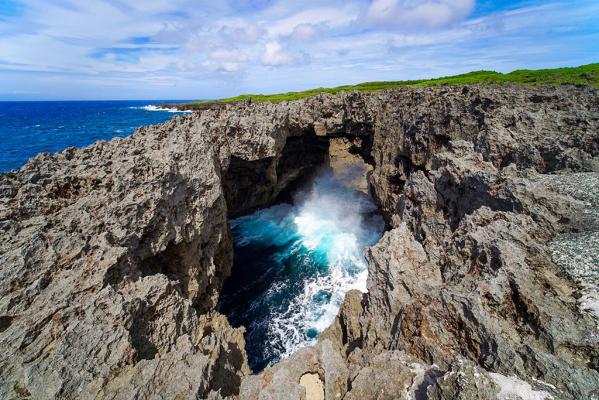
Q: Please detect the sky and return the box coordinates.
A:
[0,0,598,100]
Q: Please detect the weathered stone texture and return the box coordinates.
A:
[1,85,598,399]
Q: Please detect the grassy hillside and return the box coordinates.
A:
[193,63,598,104]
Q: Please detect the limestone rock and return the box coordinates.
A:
[2,84,599,398]
[239,340,348,400]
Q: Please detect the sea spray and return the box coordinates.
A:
[128,105,192,113]
[219,168,384,371]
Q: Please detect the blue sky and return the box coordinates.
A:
[0,0,597,100]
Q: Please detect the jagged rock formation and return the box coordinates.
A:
[1,85,598,399]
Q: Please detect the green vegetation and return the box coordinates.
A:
[192,63,599,104]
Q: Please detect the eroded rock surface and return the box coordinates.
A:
[1,85,598,399]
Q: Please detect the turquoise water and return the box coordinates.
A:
[0,101,191,172]
[219,169,384,371]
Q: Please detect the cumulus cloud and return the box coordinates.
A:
[260,41,295,66]
[202,48,248,72]
[366,0,475,30]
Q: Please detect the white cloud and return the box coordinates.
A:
[202,60,242,73]
[260,41,294,66]
[266,7,356,38]
[208,48,247,63]
[1,0,598,100]
[366,0,475,30]
[220,23,264,44]
[290,23,321,40]
[237,24,264,43]
[203,48,248,72]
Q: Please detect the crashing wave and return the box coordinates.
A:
[129,105,192,113]
[220,169,384,370]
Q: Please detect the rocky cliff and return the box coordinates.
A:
[1,85,598,399]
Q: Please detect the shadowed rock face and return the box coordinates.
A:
[1,85,598,399]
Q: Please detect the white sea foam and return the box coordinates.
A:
[223,168,384,369]
[262,170,383,365]
[129,105,192,113]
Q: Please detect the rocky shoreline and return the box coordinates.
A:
[1,84,598,399]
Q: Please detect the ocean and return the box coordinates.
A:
[0,100,191,172]
[220,169,384,371]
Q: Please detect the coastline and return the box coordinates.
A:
[1,84,598,399]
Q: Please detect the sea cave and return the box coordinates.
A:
[220,136,384,371]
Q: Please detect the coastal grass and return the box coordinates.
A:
[193,63,599,104]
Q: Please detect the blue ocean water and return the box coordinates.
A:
[0,101,191,172]
[220,170,384,371]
